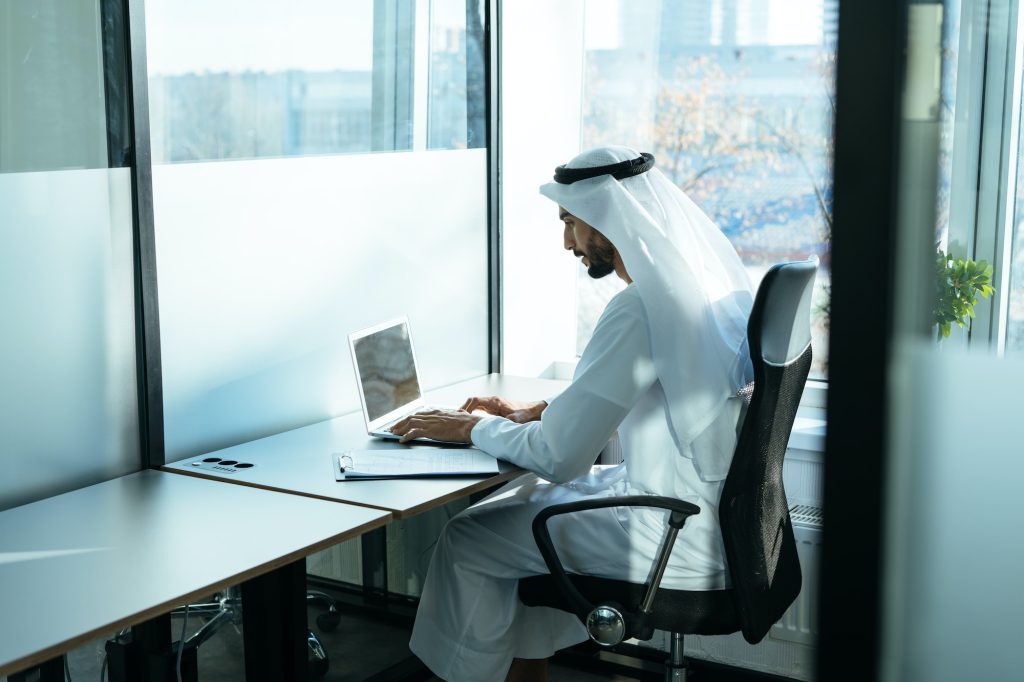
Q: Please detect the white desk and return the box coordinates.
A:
[0,469,389,678]
[163,374,568,519]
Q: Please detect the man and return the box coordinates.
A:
[391,146,754,682]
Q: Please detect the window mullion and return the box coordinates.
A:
[943,0,992,349]
[992,0,1024,353]
[412,0,431,151]
[372,0,416,151]
[969,0,1022,352]
[943,0,990,310]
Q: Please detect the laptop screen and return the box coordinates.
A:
[351,320,423,422]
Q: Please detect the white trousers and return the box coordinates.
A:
[409,467,639,682]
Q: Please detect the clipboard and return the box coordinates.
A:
[332,448,501,481]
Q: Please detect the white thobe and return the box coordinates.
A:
[409,283,742,681]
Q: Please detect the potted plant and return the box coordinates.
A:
[933,249,995,340]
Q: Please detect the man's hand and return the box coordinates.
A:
[459,396,548,424]
[390,409,483,444]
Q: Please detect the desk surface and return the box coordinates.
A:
[0,469,389,677]
[163,374,568,518]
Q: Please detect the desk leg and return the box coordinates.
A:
[241,558,307,682]
[361,526,388,603]
[131,613,172,682]
[8,656,63,682]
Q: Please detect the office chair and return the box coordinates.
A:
[518,258,818,681]
[170,586,340,678]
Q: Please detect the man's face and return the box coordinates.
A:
[559,208,616,279]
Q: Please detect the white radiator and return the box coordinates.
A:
[769,504,823,646]
[642,491,823,682]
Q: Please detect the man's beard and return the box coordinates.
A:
[577,235,616,279]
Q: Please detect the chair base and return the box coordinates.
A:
[666,667,688,682]
[168,587,333,679]
[665,632,688,682]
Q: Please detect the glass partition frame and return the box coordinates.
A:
[817,0,908,677]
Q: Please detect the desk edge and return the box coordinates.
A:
[162,465,524,519]
[0,510,390,678]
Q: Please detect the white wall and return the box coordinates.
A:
[154,150,490,461]
[500,0,585,377]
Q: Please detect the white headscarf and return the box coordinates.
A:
[540,145,754,473]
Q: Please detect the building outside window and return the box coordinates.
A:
[146,0,484,163]
[428,0,487,149]
[577,0,838,378]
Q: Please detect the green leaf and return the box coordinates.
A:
[933,248,996,342]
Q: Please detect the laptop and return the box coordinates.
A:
[348,317,462,445]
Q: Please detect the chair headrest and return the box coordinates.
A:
[750,257,819,366]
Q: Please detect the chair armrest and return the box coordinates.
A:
[530,496,700,622]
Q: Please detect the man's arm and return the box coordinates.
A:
[392,290,654,478]
[471,290,656,482]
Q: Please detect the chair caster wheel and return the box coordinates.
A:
[316,610,341,632]
[307,629,329,679]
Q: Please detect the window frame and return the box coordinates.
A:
[966,0,1024,350]
[957,0,1024,353]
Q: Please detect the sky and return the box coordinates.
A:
[146,0,376,75]
[146,0,825,76]
[585,0,827,51]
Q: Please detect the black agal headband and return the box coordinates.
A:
[553,152,655,184]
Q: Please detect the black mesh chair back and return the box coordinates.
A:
[518,258,818,661]
[720,258,817,643]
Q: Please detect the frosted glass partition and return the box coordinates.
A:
[155,150,489,460]
[883,345,1022,680]
[0,169,140,511]
[0,0,110,173]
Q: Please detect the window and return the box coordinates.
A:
[1005,91,1024,353]
[937,0,1022,355]
[935,0,963,246]
[147,0,389,163]
[428,0,487,149]
[577,0,836,378]
[147,0,487,163]
[144,0,491,460]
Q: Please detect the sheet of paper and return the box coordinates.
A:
[336,448,500,478]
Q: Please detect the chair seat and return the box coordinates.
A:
[518,574,741,635]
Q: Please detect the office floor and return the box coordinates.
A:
[55,588,792,681]
[58,600,637,681]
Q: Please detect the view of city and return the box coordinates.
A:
[574,0,838,377]
[146,0,485,164]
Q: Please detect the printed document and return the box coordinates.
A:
[334,448,500,480]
